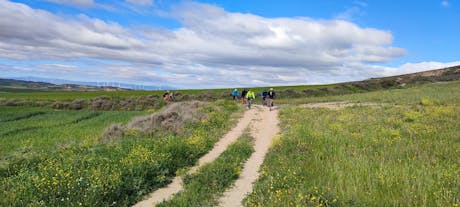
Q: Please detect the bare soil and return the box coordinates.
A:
[218,105,280,207]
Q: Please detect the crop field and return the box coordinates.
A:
[0,101,239,206]
[245,82,460,206]
[0,107,145,166]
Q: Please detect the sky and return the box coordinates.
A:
[0,0,459,89]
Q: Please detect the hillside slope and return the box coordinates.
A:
[0,78,129,92]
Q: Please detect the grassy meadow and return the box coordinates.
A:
[0,100,240,206]
[245,81,460,206]
[277,81,460,105]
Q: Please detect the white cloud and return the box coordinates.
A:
[126,0,153,6]
[45,0,94,7]
[336,1,367,21]
[353,1,368,7]
[441,1,449,7]
[336,7,362,21]
[1,1,455,88]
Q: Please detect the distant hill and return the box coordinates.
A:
[13,77,176,90]
[366,65,460,84]
[0,78,131,92]
[273,65,460,98]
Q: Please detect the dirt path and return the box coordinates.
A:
[133,107,260,207]
[219,106,280,207]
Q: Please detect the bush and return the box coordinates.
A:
[69,99,86,110]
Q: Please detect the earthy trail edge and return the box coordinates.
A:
[219,106,280,207]
[133,108,258,207]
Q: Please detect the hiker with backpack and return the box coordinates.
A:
[169,91,175,102]
[267,88,276,111]
[246,89,255,109]
[241,89,248,104]
[261,89,268,106]
[232,88,239,101]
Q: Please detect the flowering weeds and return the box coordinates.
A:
[245,83,460,206]
[158,132,253,207]
[0,100,239,206]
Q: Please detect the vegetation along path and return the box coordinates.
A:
[134,105,279,207]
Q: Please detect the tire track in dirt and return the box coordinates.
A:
[133,108,258,207]
[219,106,280,207]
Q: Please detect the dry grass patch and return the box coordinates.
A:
[100,101,210,143]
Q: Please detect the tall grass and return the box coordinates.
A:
[245,82,460,207]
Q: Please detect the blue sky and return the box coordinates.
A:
[0,0,459,88]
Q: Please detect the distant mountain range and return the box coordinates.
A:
[0,77,175,91]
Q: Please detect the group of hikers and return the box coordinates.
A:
[162,88,276,110]
[232,88,276,111]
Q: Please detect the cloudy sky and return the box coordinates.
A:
[0,0,459,89]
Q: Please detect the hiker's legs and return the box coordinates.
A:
[247,98,252,109]
[268,98,273,110]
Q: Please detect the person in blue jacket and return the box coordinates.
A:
[261,89,268,106]
[231,88,239,101]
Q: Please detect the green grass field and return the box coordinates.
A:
[1,80,459,206]
[0,101,240,206]
[0,107,145,167]
[277,81,460,105]
[0,83,333,100]
[245,81,460,206]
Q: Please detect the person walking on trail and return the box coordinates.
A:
[261,89,268,106]
[267,88,276,111]
[246,89,256,109]
[232,88,239,101]
[169,91,175,102]
[163,90,170,103]
[241,89,248,105]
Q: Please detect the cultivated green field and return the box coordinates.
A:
[245,81,460,206]
[0,101,239,206]
[0,107,145,167]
